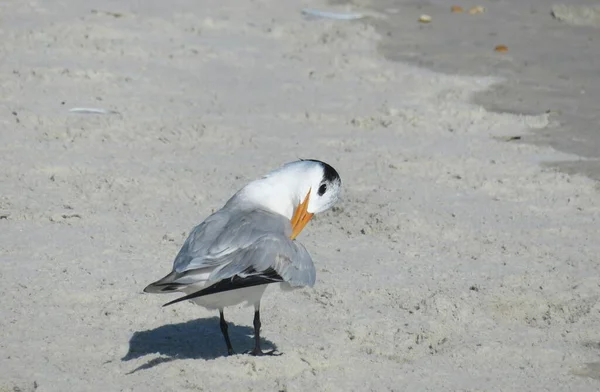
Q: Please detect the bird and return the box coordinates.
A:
[144,159,342,356]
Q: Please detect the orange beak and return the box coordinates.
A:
[290,189,314,240]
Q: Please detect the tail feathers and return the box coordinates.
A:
[144,282,186,293]
[144,268,212,294]
[143,271,184,294]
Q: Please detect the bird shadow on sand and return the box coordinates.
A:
[121,317,277,373]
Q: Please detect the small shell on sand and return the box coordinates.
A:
[494,45,508,52]
[451,6,464,13]
[469,6,485,14]
[418,14,432,23]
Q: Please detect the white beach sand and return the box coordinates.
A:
[1,0,599,391]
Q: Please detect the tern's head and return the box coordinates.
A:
[236,159,342,239]
[279,159,342,214]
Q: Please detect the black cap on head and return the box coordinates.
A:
[301,159,341,184]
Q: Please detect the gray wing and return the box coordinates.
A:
[208,233,316,287]
[144,208,316,293]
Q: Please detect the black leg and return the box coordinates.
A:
[249,305,280,356]
[219,310,235,355]
[252,309,262,354]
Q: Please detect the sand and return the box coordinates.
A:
[338,0,600,181]
[1,0,599,391]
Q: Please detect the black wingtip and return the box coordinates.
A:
[161,288,207,308]
[161,270,284,307]
[162,297,185,307]
[161,288,203,307]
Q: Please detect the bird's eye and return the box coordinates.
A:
[317,183,327,196]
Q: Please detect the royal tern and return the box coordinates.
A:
[144,159,341,356]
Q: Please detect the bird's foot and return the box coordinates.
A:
[227,349,236,356]
[247,348,282,357]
